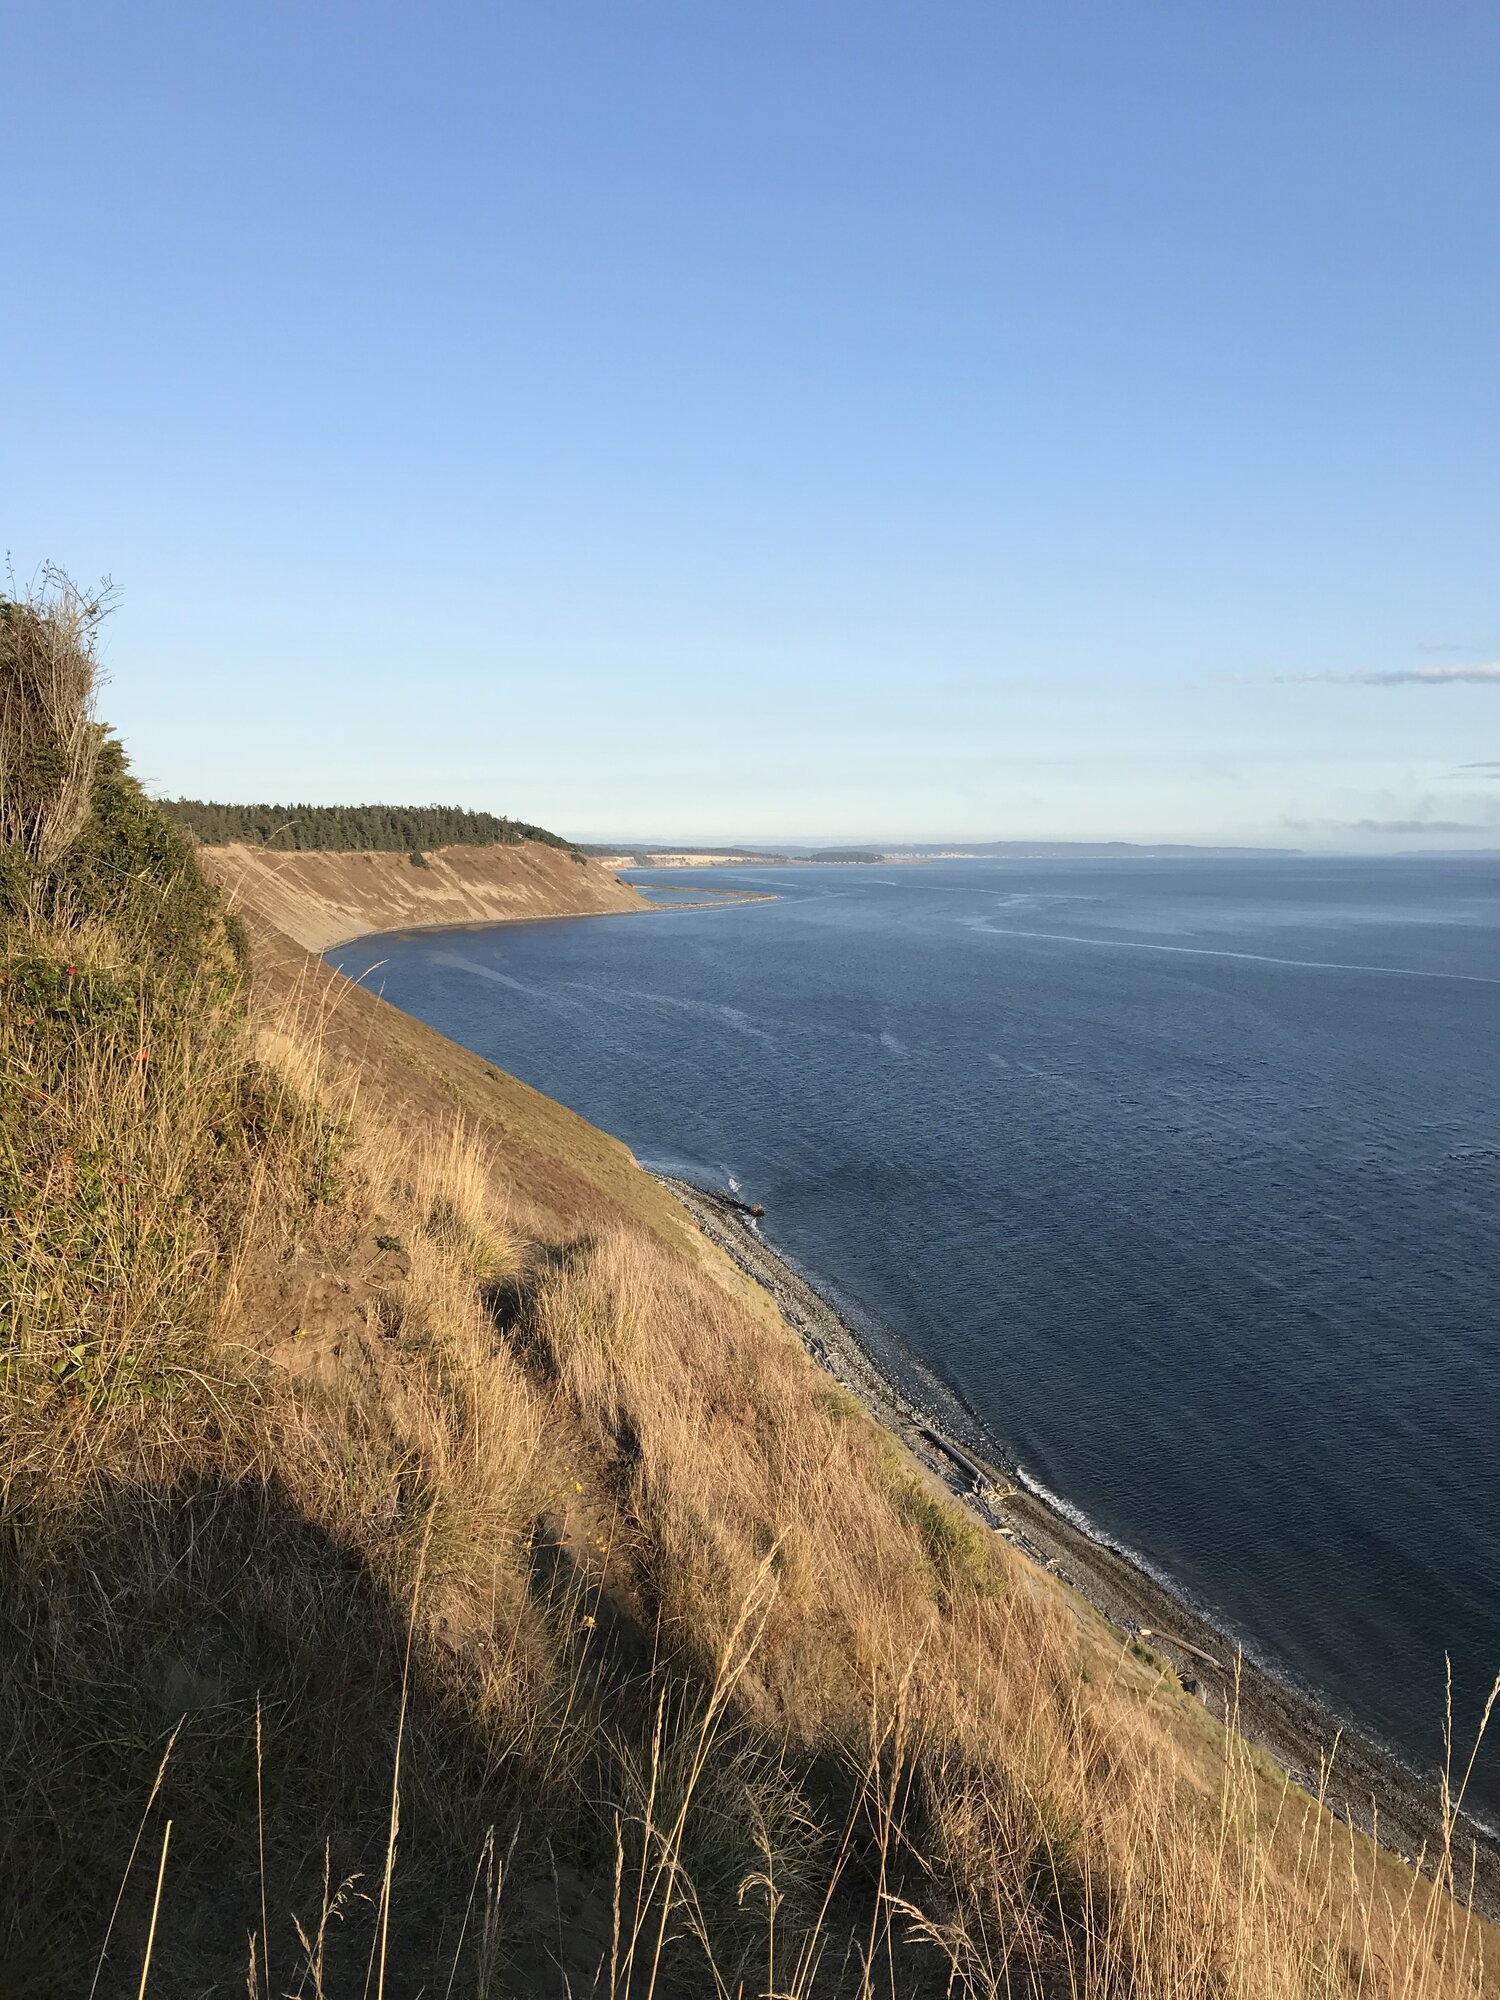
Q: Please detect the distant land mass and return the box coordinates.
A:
[890,840,1302,858]
[582,839,1302,865]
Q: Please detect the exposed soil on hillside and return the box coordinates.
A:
[201,839,648,950]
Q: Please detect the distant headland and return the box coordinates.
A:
[585,838,1303,866]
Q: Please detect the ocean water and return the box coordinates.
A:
[331,857,1500,1814]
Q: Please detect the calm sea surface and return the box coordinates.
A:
[332,857,1500,1813]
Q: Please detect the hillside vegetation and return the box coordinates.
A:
[163,798,582,857]
[1,580,1493,1998]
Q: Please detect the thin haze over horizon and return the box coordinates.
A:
[6,2,1500,849]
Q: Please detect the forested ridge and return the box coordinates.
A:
[161,798,581,855]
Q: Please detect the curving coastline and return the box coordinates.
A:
[201,840,781,952]
[657,1173,1500,1918]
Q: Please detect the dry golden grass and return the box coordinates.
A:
[1,583,1493,1996]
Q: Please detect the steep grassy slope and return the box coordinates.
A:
[199,839,648,949]
[2,585,1493,1999]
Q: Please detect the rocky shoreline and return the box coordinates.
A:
[656,1174,1500,1919]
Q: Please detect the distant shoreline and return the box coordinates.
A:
[599,844,1306,868]
[656,1174,1500,1918]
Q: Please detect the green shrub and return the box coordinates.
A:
[895,1476,991,1587]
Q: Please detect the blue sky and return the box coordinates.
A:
[6,1,1499,847]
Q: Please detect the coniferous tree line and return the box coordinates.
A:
[161,799,582,857]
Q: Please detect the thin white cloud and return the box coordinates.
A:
[1284,787,1500,838]
[1271,664,1500,686]
[1312,820,1496,836]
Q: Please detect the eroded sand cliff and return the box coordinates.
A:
[200,839,648,950]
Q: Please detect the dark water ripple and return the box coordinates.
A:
[332,857,1500,1817]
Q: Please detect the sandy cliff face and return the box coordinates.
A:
[200,840,648,950]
